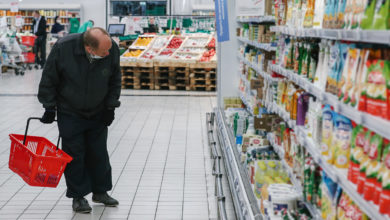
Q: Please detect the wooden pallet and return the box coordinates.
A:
[169,85,191,91]
[190,85,216,91]
[154,85,170,90]
[120,60,153,68]
[189,62,217,69]
[189,72,216,79]
[155,78,170,86]
[169,78,190,85]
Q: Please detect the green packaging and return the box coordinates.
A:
[360,0,377,29]
[373,0,390,30]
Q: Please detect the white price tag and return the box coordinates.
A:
[158,18,167,27]
[10,2,18,13]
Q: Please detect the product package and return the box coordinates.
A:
[331,114,353,169]
[321,105,334,157]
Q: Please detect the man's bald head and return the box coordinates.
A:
[84,27,112,58]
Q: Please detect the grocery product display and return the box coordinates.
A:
[120,33,216,91]
[0,8,80,32]
[214,0,390,219]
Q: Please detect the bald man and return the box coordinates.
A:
[38,27,121,213]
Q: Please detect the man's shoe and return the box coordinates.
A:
[72,198,92,213]
[92,192,119,207]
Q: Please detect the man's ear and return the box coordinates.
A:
[85,46,92,54]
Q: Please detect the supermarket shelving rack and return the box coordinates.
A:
[215,0,390,219]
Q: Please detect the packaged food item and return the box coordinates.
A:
[320,172,338,220]
[304,0,316,27]
[379,143,390,215]
[323,0,331,28]
[351,50,370,108]
[357,131,373,194]
[364,60,388,119]
[313,0,325,28]
[308,43,319,82]
[372,0,390,30]
[332,114,352,169]
[360,0,377,29]
[326,41,340,95]
[338,48,360,103]
[351,0,368,29]
[313,40,328,91]
[363,134,383,201]
[343,0,354,29]
[374,140,389,205]
[348,125,364,184]
[321,105,334,158]
[337,0,347,28]
[385,61,390,120]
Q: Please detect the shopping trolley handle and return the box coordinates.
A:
[23,117,60,150]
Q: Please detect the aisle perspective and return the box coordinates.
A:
[0,87,220,220]
[216,0,390,219]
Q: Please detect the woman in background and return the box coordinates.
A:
[51,16,64,34]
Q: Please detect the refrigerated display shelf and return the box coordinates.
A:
[215,108,263,220]
[237,37,276,52]
[270,26,390,45]
[268,63,390,140]
[255,94,390,220]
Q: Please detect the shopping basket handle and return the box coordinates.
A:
[23,117,60,150]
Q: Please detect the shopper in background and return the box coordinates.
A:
[143,17,158,33]
[37,27,121,213]
[69,13,79,34]
[32,10,47,68]
[51,16,64,34]
[78,19,94,33]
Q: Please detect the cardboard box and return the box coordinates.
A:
[250,79,264,90]
[254,116,273,131]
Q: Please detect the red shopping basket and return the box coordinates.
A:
[23,52,35,63]
[9,117,72,187]
[21,36,36,47]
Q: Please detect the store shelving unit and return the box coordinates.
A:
[252,95,390,220]
[268,63,390,140]
[270,26,390,45]
[0,4,81,32]
[237,36,276,52]
[215,108,262,220]
[236,16,275,23]
[216,0,390,219]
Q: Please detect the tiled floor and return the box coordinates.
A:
[0,70,236,220]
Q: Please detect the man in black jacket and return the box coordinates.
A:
[32,11,47,68]
[38,27,121,213]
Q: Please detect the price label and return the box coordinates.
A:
[158,18,167,28]
[139,18,149,28]
[15,15,23,27]
[10,2,18,13]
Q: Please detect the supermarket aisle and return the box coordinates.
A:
[0,70,231,220]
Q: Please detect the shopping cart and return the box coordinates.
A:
[0,35,27,75]
[20,35,37,70]
[8,117,72,187]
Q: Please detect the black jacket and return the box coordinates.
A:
[32,16,47,37]
[38,33,121,118]
[51,23,64,34]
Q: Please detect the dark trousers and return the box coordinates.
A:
[57,112,112,198]
[33,36,46,67]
